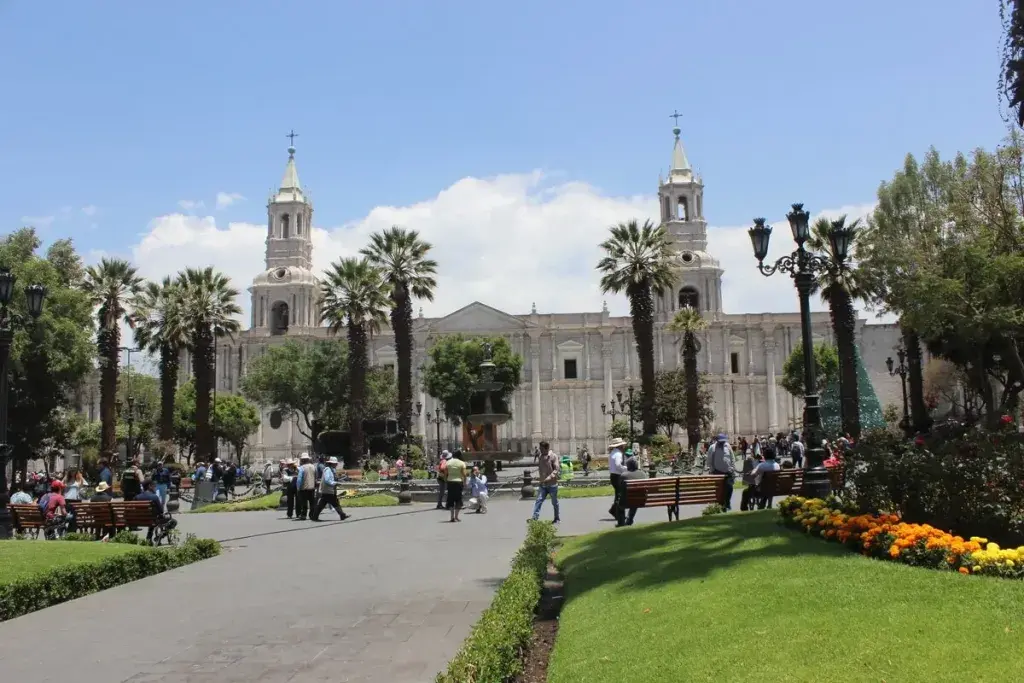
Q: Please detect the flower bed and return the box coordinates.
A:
[779,496,1024,579]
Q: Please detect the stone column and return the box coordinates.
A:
[624,332,632,379]
[584,332,591,380]
[530,336,542,438]
[657,327,665,368]
[602,340,613,404]
[765,337,779,433]
[568,390,576,454]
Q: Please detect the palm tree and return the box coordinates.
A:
[597,220,675,438]
[361,227,437,435]
[320,257,390,466]
[171,267,241,462]
[667,306,708,456]
[82,258,143,461]
[808,215,867,438]
[131,277,186,442]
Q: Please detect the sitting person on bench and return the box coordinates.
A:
[752,444,781,509]
[135,480,167,542]
[615,456,647,527]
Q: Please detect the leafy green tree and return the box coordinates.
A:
[606,418,631,441]
[361,227,438,434]
[421,335,523,423]
[173,380,198,463]
[213,394,260,462]
[633,368,715,439]
[170,267,241,461]
[320,257,390,465]
[1002,1,1024,127]
[597,220,675,438]
[115,367,160,459]
[0,230,94,485]
[781,342,839,399]
[81,257,142,461]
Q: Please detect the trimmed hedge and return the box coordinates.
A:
[0,536,220,621]
[437,520,557,683]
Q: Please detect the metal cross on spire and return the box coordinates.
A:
[669,110,682,127]
[286,129,299,146]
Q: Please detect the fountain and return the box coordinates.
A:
[464,342,523,482]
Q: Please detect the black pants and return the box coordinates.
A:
[740,485,757,511]
[296,489,314,519]
[312,493,345,520]
[608,473,622,517]
[436,478,446,508]
[285,484,296,517]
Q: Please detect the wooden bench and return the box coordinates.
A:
[68,501,117,537]
[179,478,193,490]
[342,469,364,481]
[759,467,846,498]
[10,504,46,537]
[623,475,725,521]
[111,501,163,530]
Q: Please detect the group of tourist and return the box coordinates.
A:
[275,453,350,522]
[434,449,491,521]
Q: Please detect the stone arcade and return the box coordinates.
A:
[183,131,906,461]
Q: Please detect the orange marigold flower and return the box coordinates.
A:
[958,567,969,574]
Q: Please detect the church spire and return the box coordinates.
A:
[271,132,308,205]
[669,125,692,178]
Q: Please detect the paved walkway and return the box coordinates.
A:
[0,491,743,683]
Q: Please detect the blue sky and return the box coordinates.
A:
[0,1,1010,318]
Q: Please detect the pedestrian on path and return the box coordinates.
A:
[531,441,561,523]
[295,453,317,520]
[606,438,626,519]
[436,450,450,509]
[446,450,467,522]
[311,457,349,522]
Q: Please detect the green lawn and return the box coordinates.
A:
[550,511,1024,683]
[0,541,142,585]
[195,491,399,513]
[560,485,615,498]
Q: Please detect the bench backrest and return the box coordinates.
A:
[69,501,116,529]
[10,504,45,530]
[760,466,846,496]
[624,475,723,508]
[341,469,364,481]
[111,501,161,527]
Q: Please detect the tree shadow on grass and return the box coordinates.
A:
[557,511,847,604]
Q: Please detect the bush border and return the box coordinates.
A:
[0,537,221,621]
[436,520,557,683]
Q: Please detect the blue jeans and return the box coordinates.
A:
[532,484,560,521]
[156,483,169,508]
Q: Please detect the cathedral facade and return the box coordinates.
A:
[193,133,906,462]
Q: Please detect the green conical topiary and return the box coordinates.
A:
[820,349,885,436]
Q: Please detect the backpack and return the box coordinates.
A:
[38,492,51,514]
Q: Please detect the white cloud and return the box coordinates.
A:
[21,215,55,229]
[215,192,245,209]
[81,205,98,217]
[128,172,879,328]
[177,199,205,211]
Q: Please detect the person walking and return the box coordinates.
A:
[152,460,172,508]
[606,438,626,519]
[311,457,349,522]
[445,449,468,522]
[281,459,298,518]
[435,450,450,510]
[531,440,561,523]
[295,453,317,521]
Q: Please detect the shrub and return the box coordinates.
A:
[0,536,221,621]
[110,530,144,545]
[396,444,426,470]
[846,424,1024,546]
[436,520,557,683]
[62,532,98,542]
[411,469,429,480]
[364,471,381,482]
[702,503,726,516]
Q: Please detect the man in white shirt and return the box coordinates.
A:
[706,433,736,511]
[607,438,627,518]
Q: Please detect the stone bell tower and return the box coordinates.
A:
[655,121,724,318]
[249,136,319,335]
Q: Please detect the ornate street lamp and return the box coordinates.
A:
[748,204,853,499]
[886,348,910,435]
[600,390,628,422]
[0,268,46,496]
[428,406,445,460]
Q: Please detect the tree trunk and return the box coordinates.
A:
[159,342,179,442]
[97,310,120,461]
[683,333,701,455]
[347,322,369,468]
[192,327,215,462]
[391,284,413,434]
[902,326,931,434]
[628,282,657,438]
[829,287,861,438]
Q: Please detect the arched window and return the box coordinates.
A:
[296,214,303,235]
[270,301,290,335]
[677,197,689,221]
[678,286,700,310]
[662,197,670,222]
[281,214,290,238]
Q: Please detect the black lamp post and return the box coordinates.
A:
[600,390,628,422]
[0,268,46,495]
[748,203,854,500]
[886,348,910,435]
[428,406,445,460]
[402,401,422,460]
[626,385,636,443]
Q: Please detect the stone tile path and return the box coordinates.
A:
[0,491,743,682]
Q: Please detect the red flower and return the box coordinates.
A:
[1001,414,1014,425]
[914,436,925,447]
